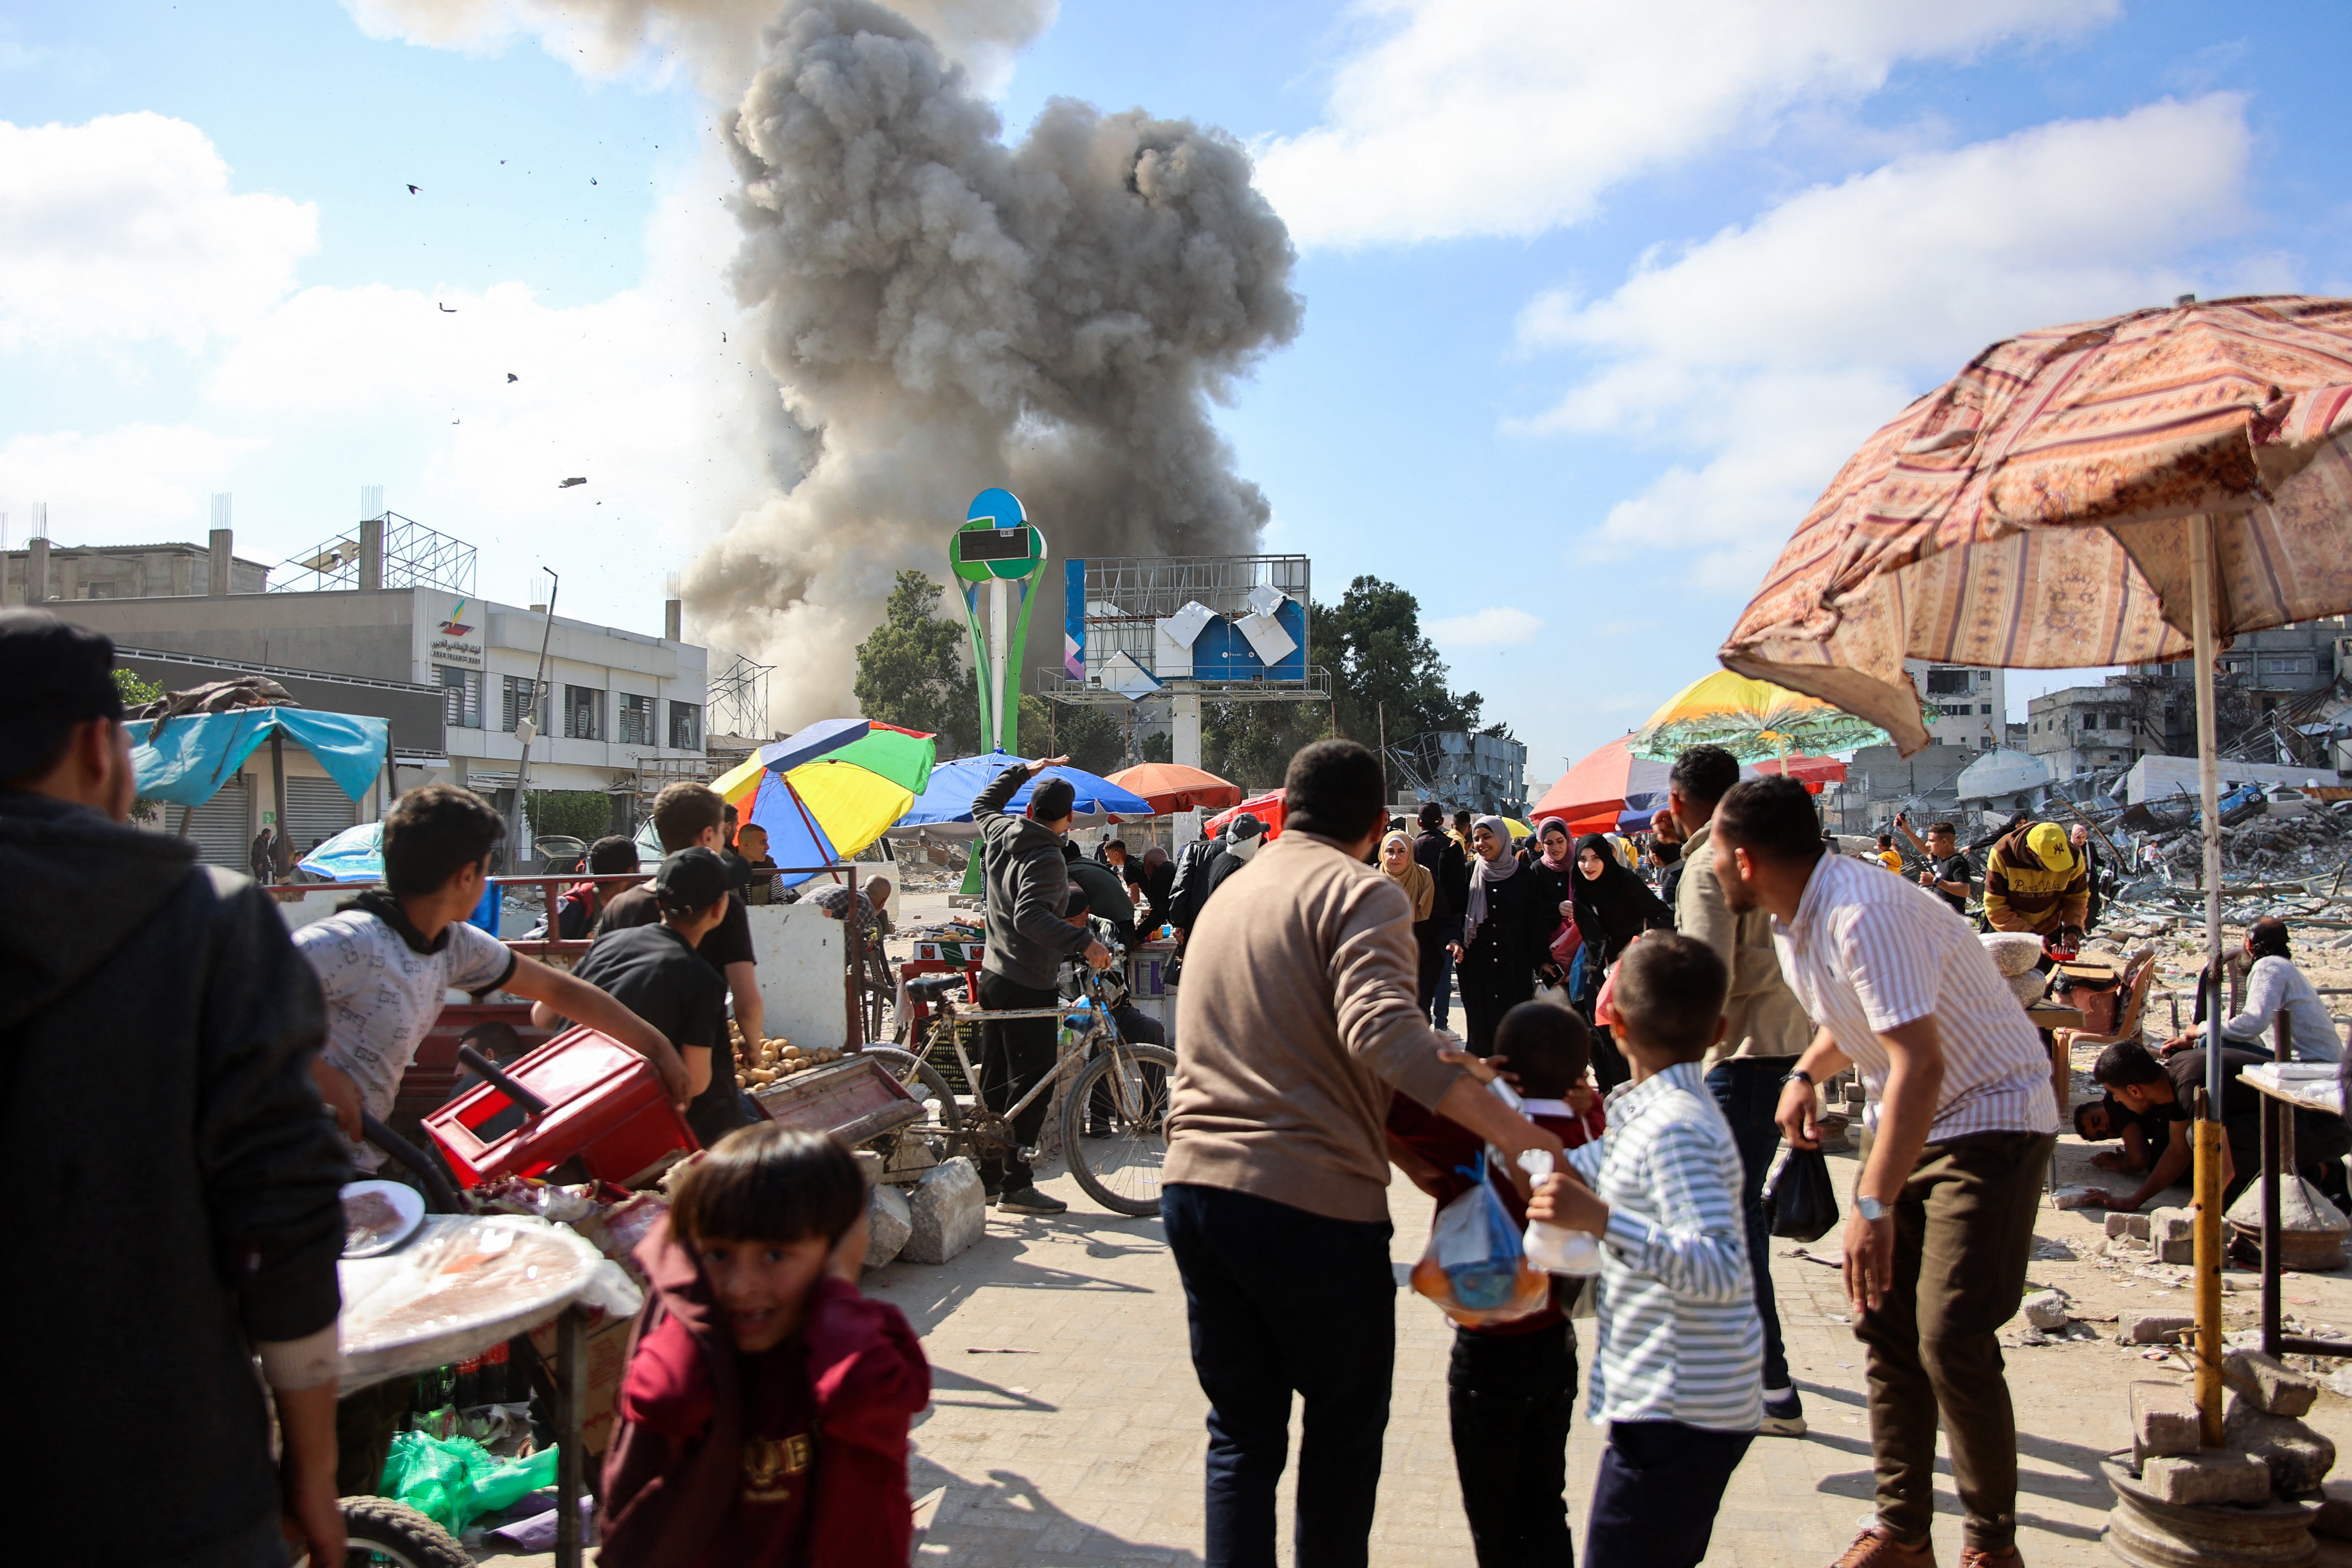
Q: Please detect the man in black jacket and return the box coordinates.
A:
[974,756,1109,1213]
[0,610,351,1567]
[1413,802,1468,1028]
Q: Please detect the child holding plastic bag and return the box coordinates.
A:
[599,1126,931,1567]
[1525,934,1760,1568]
[1386,1002,1607,1567]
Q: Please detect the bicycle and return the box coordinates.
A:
[859,960,1174,1217]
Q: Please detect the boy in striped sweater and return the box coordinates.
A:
[1529,934,1761,1568]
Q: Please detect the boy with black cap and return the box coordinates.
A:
[0,609,352,1566]
[552,847,749,1148]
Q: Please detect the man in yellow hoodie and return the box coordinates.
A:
[1983,821,2088,949]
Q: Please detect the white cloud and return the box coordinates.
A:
[0,424,266,539]
[1254,0,2116,248]
[0,113,317,352]
[1515,96,2278,590]
[341,0,1057,96]
[1428,605,1543,646]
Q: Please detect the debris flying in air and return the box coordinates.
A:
[507,373,519,383]
[678,0,1299,724]
[406,184,419,193]
[559,478,586,488]
[437,304,455,313]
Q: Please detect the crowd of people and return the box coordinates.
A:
[21,596,2327,1568]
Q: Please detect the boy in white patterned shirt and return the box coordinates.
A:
[1530,934,1761,1568]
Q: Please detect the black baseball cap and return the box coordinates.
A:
[0,610,124,780]
[654,846,730,914]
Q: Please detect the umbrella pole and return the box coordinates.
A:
[2189,514,2226,1445]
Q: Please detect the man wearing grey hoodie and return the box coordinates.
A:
[974,755,1111,1213]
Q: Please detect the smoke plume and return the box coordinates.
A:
[681,0,1301,726]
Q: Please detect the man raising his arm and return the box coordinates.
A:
[1712,777,2056,1568]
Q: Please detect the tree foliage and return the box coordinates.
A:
[112,668,165,709]
[853,570,977,756]
[1018,694,1128,775]
[526,790,614,842]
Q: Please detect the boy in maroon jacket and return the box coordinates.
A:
[600,1126,931,1567]
[1388,1002,1605,1568]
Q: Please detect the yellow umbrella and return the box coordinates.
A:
[1630,670,1892,763]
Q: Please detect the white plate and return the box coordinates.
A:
[340,1179,426,1258]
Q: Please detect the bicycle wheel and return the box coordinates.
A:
[1060,1041,1176,1217]
[858,1044,964,1171]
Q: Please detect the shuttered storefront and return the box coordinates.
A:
[184,777,251,870]
[284,776,360,859]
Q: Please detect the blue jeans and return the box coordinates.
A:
[1162,1183,1395,1568]
[1432,949,1456,1029]
[1705,1058,1792,1392]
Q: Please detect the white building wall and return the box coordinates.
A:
[1903,659,2006,750]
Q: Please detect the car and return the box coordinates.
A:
[532,834,589,873]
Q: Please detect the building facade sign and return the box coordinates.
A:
[429,594,485,669]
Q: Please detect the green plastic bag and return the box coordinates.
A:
[380,1430,560,1534]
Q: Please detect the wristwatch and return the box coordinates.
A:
[1781,1069,1813,1088]
[1854,1195,1889,1222]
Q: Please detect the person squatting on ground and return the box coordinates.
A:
[1526,934,1762,1568]
[2082,1037,2349,1211]
[1451,815,1561,1057]
[973,754,1111,1216]
[1,609,353,1566]
[2164,915,2340,1064]
[1713,776,2058,1568]
[1388,1002,1606,1568]
[599,1126,930,1567]
[1668,742,1813,1437]
[1163,739,1564,1568]
[1569,831,1674,1090]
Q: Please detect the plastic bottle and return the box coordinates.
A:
[1516,1148,1601,1276]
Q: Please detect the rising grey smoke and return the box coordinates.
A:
[679,0,1301,723]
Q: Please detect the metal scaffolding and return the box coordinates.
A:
[272,510,477,597]
[708,654,775,739]
[1035,553,1324,705]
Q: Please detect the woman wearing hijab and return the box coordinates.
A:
[1447,815,1556,1056]
[1570,830,1674,1089]
[1526,818,1581,969]
[1379,830,1446,1011]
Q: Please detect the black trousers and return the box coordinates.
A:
[1585,1419,1753,1568]
[1449,1322,1578,1568]
[1415,932,1449,1021]
[977,970,1058,1189]
[1162,1182,1394,1568]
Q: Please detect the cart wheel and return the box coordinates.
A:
[336,1496,473,1568]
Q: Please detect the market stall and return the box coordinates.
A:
[129,704,392,879]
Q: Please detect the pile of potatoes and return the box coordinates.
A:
[734,1028,846,1088]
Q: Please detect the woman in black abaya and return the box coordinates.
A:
[1570,831,1674,1089]
[1448,815,1557,1057]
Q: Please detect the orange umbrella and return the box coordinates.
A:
[1105,762,1244,815]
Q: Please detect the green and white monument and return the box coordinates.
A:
[949,487,1047,756]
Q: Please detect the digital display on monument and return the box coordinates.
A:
[959,527,1029,562]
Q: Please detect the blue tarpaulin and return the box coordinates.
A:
[128,707,389,808]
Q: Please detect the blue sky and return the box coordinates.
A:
[5,1,2348,790]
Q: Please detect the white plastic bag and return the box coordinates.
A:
[1516,1149,1601,1276]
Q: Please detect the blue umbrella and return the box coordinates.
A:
[299,821,384,882]
[896,750,1154,828]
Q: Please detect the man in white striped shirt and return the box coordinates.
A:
[1711,778,2057,1568]
[1529,933,1761,1568]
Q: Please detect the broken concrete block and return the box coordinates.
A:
[2022,1290,2071,1331]
[2122,1312,2196,1345]
[2103,1235,2151,1260]
[900,1156,983,1265]
[2131,1381,2201,1464]
[2140,1450,2272,1506]
[864,1181,911,1270]
[2106,1212,2152,1240]
[2315,1478,2352,1540]
[2225,1349,2322,1417]
[2150,1206,2197,1264]
[2227,1402,2339,1496]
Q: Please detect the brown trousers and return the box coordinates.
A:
[1856,1128,2055,1551]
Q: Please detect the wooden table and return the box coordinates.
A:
[2240,1062,2352,1360]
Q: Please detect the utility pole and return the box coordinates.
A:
[506,570,559,872]
[1377,701,1387,806]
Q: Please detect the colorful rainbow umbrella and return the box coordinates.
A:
[709,720,937,879]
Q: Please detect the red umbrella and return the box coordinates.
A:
[1105,762,1244,815]
[1203,789,1286,841]
[1527,738,1673,826]
[1749,753,1844,789]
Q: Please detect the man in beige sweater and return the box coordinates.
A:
[1164,738,1563,1567]
[1670,743,1815,1438]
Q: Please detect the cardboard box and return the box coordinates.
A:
[529,1310,636,1456]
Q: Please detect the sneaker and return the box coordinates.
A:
[1831,1528,1935,1568]
[996,1186,1068,1215]
[1761,1389,1807,1437]
[1957,1548,2021,1568]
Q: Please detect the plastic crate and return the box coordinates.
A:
[424,1027,697,1188]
